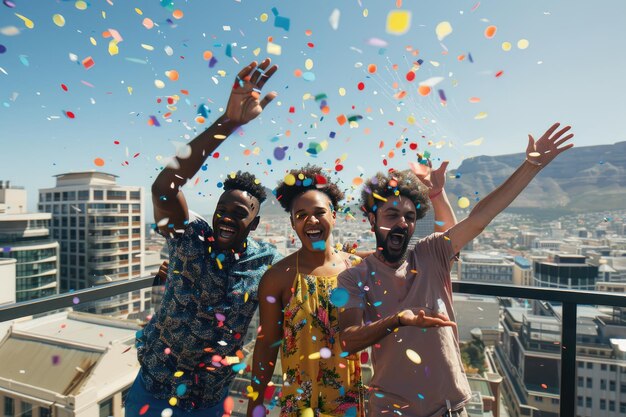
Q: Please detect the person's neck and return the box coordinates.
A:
[373,250,405,268]
[298,247,337,266]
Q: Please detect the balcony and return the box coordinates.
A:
[2,280,626,416]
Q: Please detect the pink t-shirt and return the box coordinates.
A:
[338,232,472,417]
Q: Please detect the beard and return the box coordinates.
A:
[375,226,410,264]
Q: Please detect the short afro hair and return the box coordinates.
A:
[223,171,267,204]
[275,164,344,212]
[360,169,429,220]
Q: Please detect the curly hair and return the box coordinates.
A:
[223,171,267,204]
[274,164,344,212]
[360,169,429,220]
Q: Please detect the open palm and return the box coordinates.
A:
[526,122,574,166]
[408,159,449,195]
[226,58,278,125]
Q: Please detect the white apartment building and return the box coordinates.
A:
[38,172,147,318]
[0,258,16,306]
[0,311,140,417]
[0,181,60,302]
[457,252,514,284]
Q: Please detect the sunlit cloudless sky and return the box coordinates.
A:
[1,0,625,213]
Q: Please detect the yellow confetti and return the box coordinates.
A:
[75,1,88,10]
[502,41,512,52]
[338,87,346,96]
[308,352,321,360]
[141,44,154,51]
[284,174,296,186]
[154,79,165,89]
[127,86,133,95]
[244,292,249,302]
[386,10,411,35]
[168,398,177,406]
[305,58,313,70]
[363,8,369,17]
[464,137,484,146]
[52,14,65,27]
[372,193,388,202]
[458,197,470,209]
[15,13,35,29]
[435,21,453,41]
[214,134,227,140]
[135,8,143,15]
[90,37,97,46]
[174,371,184,377]
[406,349,422,364]
[260,13,268,22]
[301,408,314,417]
[517,39,530,49]
[216,259,223,270]
[266,42,282,56]
[108,40,119,56]
[252,47,261,56]
[474,112,488,120]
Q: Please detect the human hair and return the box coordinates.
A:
[274,165,344,212]
[222,171,267,204]
[360,169,430,220]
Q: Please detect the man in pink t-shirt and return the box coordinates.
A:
[338,123,574,417]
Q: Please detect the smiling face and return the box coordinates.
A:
[290,190,336,252]
[369,195,417,263]
[212,189,260,251]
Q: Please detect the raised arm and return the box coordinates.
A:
[246,270,284,416]
[448,122,574,254]
[409,159,457,232]
[152,59,278,233]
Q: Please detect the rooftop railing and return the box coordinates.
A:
[2,278,626,416]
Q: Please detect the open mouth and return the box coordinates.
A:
[217,224,237,239]
[388,231,407,248]
[305,228,324,241]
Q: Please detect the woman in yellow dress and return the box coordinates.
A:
[246,165,365,417]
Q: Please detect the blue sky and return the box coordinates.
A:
[1,0,625,213]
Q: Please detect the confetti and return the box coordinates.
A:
[14,13,34,29]
[81,56,94,69]
[484,25,497,39]
[329,9,340,30]
[464,137,484,146]
[75,1,88,11]
[94,157,105,167]
[435,21,452,41]
[406,349,422,364]
[267,42,282,56]
[52,14,65,27]
[386,10,411,35]
[517,39,530,49]
[330,288,349,307]
[502,41,512,51]
[458,197,470,209]
[474,112,488,120]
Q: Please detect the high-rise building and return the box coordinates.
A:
[0,181,59,302]
[457,252,514,284]
[38,172,147,317]
[408,208,435,249]
[0,258,16,306]
[532,254,599,291]
[513,256,533,287]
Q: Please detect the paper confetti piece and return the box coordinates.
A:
[406,349,422,364]
[330,288,349,307]
[458,197,470,209]
[52,14,65,27]
[82,56,94,69]
[15,13,34,29]
[386,10,411,35]
[435,21,452,41]
[266,41,282,55]
[474,112,488,120]
[502,41,512,51]
[517,39,529,49]
[75,1,88,11]
[94,158,105,167]
[329,9,340,30]
[484,25,497,39]
[464,137,484,146]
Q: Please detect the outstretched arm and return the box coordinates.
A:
[152,59,278,234]
[338,307,456,355]
[448,122,574,254]
[410,159,457,232]
[246,270,284,416]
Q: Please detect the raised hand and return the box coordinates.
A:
[526,122,574,167]
[398,309,457,328]
[226,58,278,125]
[409,159,449,197]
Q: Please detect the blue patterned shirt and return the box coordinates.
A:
[136,214,282,410]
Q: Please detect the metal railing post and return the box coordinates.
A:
[560,302,577,417]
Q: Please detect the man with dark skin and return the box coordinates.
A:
[338,123,574,417]
[125,59,281,417]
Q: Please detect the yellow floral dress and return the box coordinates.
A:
[280,254,365,417]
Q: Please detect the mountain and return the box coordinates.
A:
[446,141,626,214]
[260,186,287,217]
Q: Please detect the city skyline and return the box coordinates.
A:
[2,0,626,214]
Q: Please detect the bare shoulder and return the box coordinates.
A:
[260,252,298,286]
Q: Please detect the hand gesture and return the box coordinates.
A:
[526,122,574,167]
[226,58,278,125]
[408,159,449,196]
[398,309,457,328]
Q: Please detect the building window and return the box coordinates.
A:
[601,399,606,410]
[94,190,104,201]
[601,379,607,390]
[610,380,616,391]
[586,397,592,408]
[610,400,616,411]
[577,396,583,407]
[610,365,617,371]
[130,191,140,200]
[586,362,593,369]
[619,402,626,413]
[577,361,583,368]
[21,402,31,417]
[586,377,592,389]
[99,398,113,417]
[107,190,127,200]
[4,397,14,417]
[601,363,607,371]
[39,408,50,417]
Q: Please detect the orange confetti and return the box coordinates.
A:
[305,29,312,36]
[166,70,179,81]
[484,25,497,39]
[469,97,481,103]
[418,85,431,96]
[202,51,213,60]
[367,64,377,74]
[94,157,105,167]
[293,69,302,77]
[352,177,364,186]
[457,54,466,61]
[172,9,184,19]
[321,106,330,114]
[195,115,205,124]
[336,114,347,126]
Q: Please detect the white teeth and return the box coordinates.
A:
[305,229,322,234]
[219,226,236,233]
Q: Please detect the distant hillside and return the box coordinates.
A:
[446,141,626,214]
[260,186,287,217]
